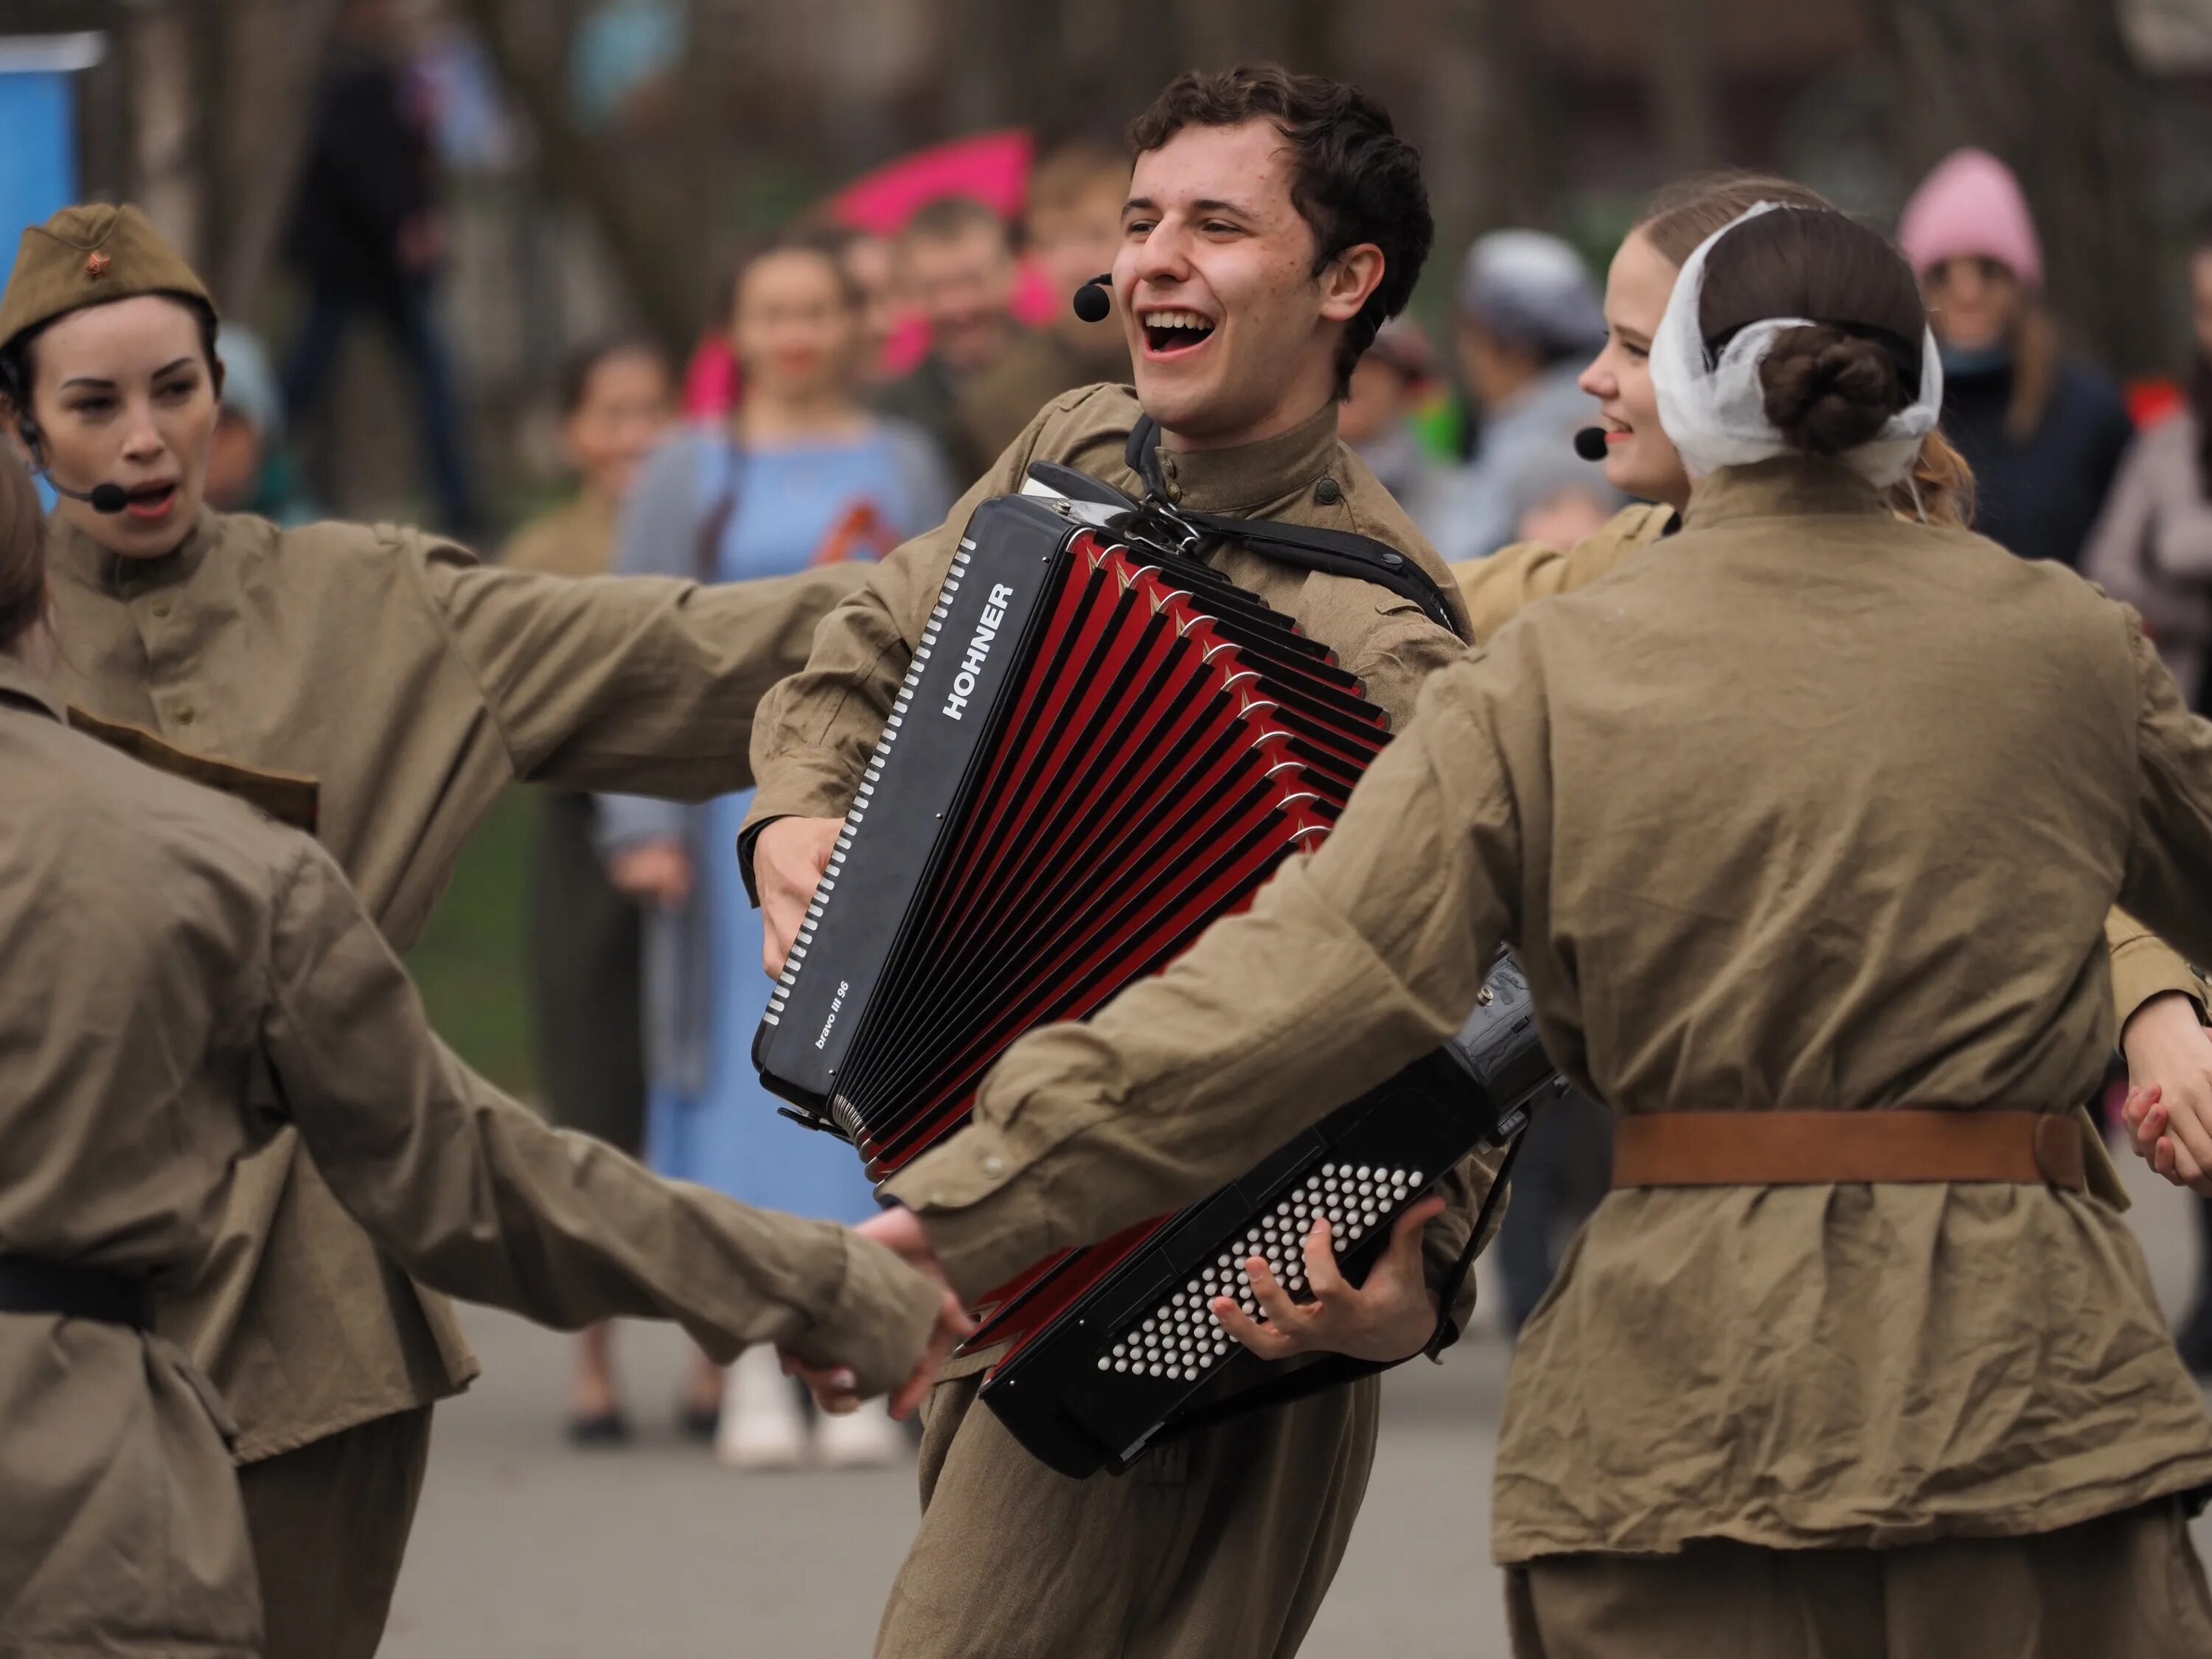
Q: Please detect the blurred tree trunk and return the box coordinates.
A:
[459,0,699,355]
[215,0,346,315]
[186,0,229,276]
[1871,0,2163,375]
[1431,0,1552,246]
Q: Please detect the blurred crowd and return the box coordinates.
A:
[231,0,2212,1470]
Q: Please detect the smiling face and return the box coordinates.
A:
[899,223,1017,375]
[1116,119,1382,451]
[1579,230,1691,509]
[13,294,220,557]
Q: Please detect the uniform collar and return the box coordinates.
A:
[1683,456,1889,531]
[48,504,221,597]
[0,653,64,721]
[1153,401,1341,514]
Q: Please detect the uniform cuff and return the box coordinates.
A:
[2110,931,2206,1032]
[883,1125,1061,1303]
[737,749,864,901]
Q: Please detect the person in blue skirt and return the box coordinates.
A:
[599,228,950,1468]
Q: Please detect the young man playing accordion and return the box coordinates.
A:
[746,66,1490,1659]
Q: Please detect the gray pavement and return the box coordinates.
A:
[383,1157,2212,1658]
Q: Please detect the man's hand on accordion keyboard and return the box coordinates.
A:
[1211,1194,1446,1365]
[757,815,845,976]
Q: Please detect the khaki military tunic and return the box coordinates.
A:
[1458,504,2209,1062]
[886,461,2212,1579]
[44,505,866,1459]
[0,661,940,1658]
[42,505,867,1658]
[745,383,1486,1659]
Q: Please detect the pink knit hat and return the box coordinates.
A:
[1896,147,2044,289]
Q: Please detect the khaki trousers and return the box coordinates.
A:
[876,1370,1380,1658]
[237,1405,435,1659]
[1506,1498,2212,1659]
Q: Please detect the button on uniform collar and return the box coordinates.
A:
[47,506,220,597]
[1155,403,1342,514]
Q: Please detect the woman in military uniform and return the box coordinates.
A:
[0,202,872,1659]
[876,203,2212,1655]
[0,452,964,1658]
[1458,170,2212,1144]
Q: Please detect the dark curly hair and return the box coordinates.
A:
[1127,66,1433,398]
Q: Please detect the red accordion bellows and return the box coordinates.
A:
[831,532,1389,1182]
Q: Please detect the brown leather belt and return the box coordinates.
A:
[1612,1110,2087,1192]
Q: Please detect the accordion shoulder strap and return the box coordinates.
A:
[1124,415,1470,643]
[1150,1129,1526,1448]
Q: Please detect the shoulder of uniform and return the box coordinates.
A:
[1596,501,1677,552]
[47,712,302,862]
[1024,382,1145,484]
[1032,381,1140,445]
[242,512,476,573]
[366,518,484,570]
[1328,445,1467,627]
[69,705,320,830]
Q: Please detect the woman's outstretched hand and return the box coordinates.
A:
[2119,991,2212,1195]
[1211,1194,1446,1365]
[786,1208,967,1418]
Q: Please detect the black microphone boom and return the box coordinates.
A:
[1572,426,1610,462]
[45,474,129,513]
[1071,273,1113,324]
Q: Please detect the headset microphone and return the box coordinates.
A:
[1071,273,1114,324]
[48,476,130,514]
[1573,426,1610,462]
[18,419,130,512]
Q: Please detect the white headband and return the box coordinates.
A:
[1649,201,1944,489]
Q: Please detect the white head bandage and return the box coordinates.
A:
[1650,202,1944,489]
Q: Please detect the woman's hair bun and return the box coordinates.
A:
[1758,325,1903,456]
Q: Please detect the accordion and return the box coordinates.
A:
[755,483,1558,1475]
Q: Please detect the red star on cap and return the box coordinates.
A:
[85,251,110,279]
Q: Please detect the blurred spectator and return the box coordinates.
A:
[2084,220,2212,706]
[876,195,1018,484]
[2084,220,2212,1376]
[961,139,1134,469]
[1430,229,1619,562]
[282,0,479,536]
[501,337,678,1444]
[206,324,319,526]
[596,232,949,1471]
[840,230,905,385]
[1899,147,2134,569]
[1338,319,1448,528]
